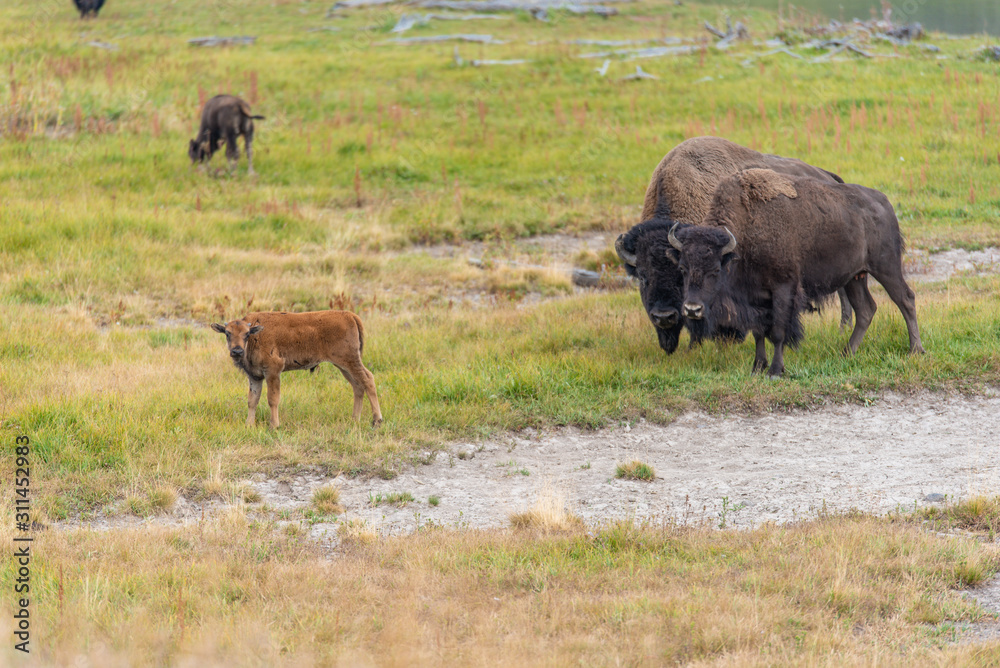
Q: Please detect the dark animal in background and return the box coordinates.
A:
[73,0,105,18]
[616,136,852,354]
[212,310,383,428]
[665,168,924,377]
[188,95,264,175]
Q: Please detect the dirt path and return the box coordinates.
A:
[243,390,1000,539]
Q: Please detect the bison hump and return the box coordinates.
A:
[736,168,797,208]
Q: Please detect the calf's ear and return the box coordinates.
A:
[211,323,226,334]
[248,325,264,335]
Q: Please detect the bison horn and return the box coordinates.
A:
[615,235,637,267]
[721,227,737,255]
[667,223,683,251]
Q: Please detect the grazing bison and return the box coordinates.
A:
[616,136,852,354]
[212,310,383,428]
[189,95,264,175]
[73,0,105,18]
[665,168,924,377]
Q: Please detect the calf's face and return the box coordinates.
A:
[211,320,264,360]
[665,223,737,325]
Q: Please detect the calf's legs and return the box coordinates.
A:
[337,360,383,427]
[266,371,281,428]
[244,128,255,175]
[246,376,263,427]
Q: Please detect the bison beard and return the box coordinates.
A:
[617,218,746,354]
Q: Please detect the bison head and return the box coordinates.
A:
[212,320,264,361]
[616,220,686,354]
[664,223,738,338]
[188,139,210,164]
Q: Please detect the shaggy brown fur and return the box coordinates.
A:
[212,310,383,428]
[667,169,924,377]
[737,168,798,207]
[625,136,852,333]
[189,95,264,174]
[639,136,841,223]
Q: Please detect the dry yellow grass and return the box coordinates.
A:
[2,506,999,667]
[509,486,585,532]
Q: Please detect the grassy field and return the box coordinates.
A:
[2,503,1000,666]
[2,0,1000,663]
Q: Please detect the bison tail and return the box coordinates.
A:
[250,115,265,120]
[353,313,365,357]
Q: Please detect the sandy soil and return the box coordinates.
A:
[291,390,1000,538]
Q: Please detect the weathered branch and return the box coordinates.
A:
[188,36,256,47]
[381,34,505,45]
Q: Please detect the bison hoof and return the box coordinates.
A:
[372,416,383,428]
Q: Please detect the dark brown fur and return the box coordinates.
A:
[212,310,383,428]
[189,95,264,174]
[617,137,850,354]
[73,0,105,18]
[639,136,844,223]
[667,169,924,377]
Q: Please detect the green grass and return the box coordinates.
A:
[616,460,656,481]
[368,490,415,507]
[1,0,1000,517]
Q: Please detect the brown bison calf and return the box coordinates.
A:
[212,311,383,428]
[189,95,264,174]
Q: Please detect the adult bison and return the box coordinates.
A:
[616,136,851,355]
[73,0,105,18]
[212,310,383,428]
[665,168,924,377]
[189,95,264,175]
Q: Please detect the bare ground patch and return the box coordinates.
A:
[64,390,1000,540]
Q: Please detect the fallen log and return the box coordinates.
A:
[188,36,257,47]
[579,44,696,59]
[413,0,620,18]
[391,12,509,33]
[618,64,657,80]
[572,269,633,290]
[471,58,529,65]
[381,34,505,44]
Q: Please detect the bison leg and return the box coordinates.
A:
[837,287,853,332]
[869,266,925,355]
[245,127,255,176]
[843,276,877,355]
[265,371,282,429]
[751,331,768,374]
[763,284,799,377]
[246,376,263,427]
[335,366,365,421]
[349,360,383,427]
[224,129,240,172]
